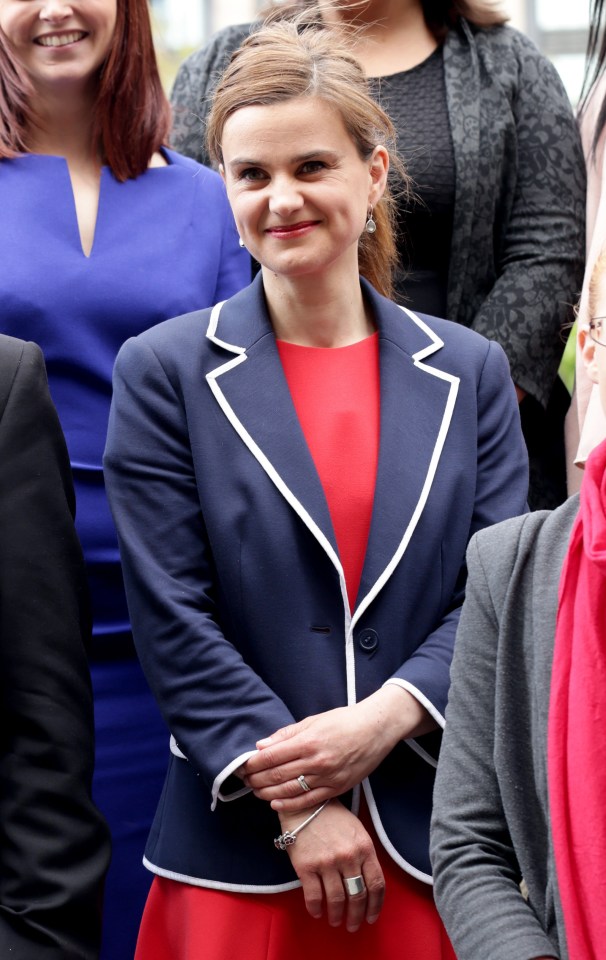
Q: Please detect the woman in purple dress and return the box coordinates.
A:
[0,1,249,957]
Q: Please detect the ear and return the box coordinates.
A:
[368,145,389,207]
[219,163,226,183]
[580,326,600,385]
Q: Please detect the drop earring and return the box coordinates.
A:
[365,207,377,235]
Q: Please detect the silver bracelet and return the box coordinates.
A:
[273,801,329,851]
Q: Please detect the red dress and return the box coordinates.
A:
[135,333,455,960]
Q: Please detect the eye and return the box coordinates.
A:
[299,160,327,175]
[237,167,267,183]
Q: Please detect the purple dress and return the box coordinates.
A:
[0,148,250,960]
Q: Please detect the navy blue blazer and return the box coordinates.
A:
[104,274,528,891]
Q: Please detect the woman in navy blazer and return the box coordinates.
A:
[104,19,528,960]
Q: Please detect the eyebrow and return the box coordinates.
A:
[227,149,342,169]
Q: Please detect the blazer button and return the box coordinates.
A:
[358,628,379,653]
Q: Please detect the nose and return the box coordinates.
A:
[268,175,304,217]
[39,1,73,22]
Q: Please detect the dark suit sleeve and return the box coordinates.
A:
[0,340,110,960]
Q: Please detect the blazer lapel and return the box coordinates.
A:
[205,276,459,622]
[353,283,459,626]
[205,276,341,574]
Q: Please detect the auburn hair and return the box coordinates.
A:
[207,19,410,298]
[0,0,171,180]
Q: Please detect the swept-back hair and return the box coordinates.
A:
[0,0,171,180]
[207,18,411,298]
[260,1,507,36]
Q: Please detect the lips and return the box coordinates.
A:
[266,221,320,238]
[35,31,87,47]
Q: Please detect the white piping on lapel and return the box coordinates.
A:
[350,306,460,635]
[204,302,458,717]
[205,300,354,699]
[206,357,354,701]
[205,359,348,605]
[206,300,244,355]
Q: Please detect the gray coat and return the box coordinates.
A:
[169,18,585,413]
[430,496,579,960]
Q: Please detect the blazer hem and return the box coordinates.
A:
[362,781,433,885]
[142,856,302,894]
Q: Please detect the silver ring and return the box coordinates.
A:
[297,775,311,793]
[343,875,366,897]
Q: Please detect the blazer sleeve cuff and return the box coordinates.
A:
[383,678,446,729]
[170,736,257,810]
[211,750,259,811]
[383,679,445,769]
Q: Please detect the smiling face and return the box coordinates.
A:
[220,96,388,286]
[0,0,117,96]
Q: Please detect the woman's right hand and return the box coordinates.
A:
[278,801,385,932]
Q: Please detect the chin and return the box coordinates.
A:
[270,249,338,278]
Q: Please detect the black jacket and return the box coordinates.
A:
[0,335,110,959]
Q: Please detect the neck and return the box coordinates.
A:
[262,263,375,347]
[321,0,425,29]
[27,82,98,170]
[319,0,437,74]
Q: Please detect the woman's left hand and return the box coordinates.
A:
[240,685,436,812]
[278,800,385,931]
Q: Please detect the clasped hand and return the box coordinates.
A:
[239,685,433,812]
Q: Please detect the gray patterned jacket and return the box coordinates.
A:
[169,18,585,412]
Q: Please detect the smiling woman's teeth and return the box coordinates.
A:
[37,32,86,47]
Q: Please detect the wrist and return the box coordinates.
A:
[274,801,330,851]
[278,802,326,832]
[360,685,417,743]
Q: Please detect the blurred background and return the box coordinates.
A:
[150,0,592,102]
